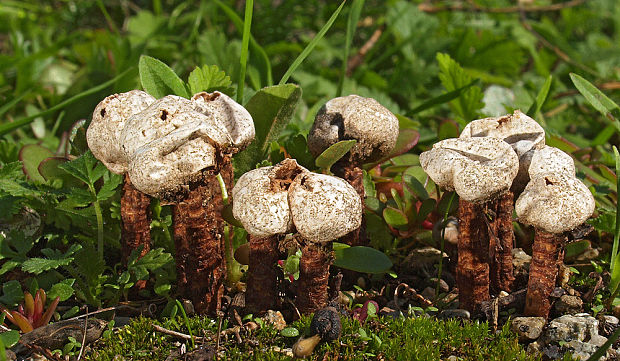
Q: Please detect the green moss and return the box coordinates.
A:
[85,315,546,360]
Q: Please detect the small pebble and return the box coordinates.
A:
[604,315,619,325]
[511,317,546,341]
[439,309,470,320]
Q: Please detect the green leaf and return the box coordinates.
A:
[315,140,357,170]
[570,73,620,117]
[283,135,315,170]
[337,0,365,97]
[0,330,20,348]
[59,150,106,187]
[610,146,620,295]
[527,75,552,116]
[187,65,234,96]
[97,173,123,201]
[383,206,408,227]
[0,162,39,198]
[48,279,76,302]
[237,0,253,103]
[18,144,53,183]
[0,280,23,306]
[436,53,483,124]
[21,244,81,274]
[281,327,300,337]
[279,0,346,84]
[139,55,189,98]
[333,246,392,273]
[234,84,302,176]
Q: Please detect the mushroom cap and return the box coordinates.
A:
[191,91,255,152]
[120,95,232,161]
[307,95,399,163]
[460,110,546,192]
[419,137,519,203]
[310,307,341,341]
[288,172,362,243]
[127,120,223,198]
[515,173,595,234]
[528,146,576,178]
[87,90,155,174]
[232,159,308,238]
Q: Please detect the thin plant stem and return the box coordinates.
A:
[337,0,364,97]
[92,196,105,263]
[436,192,456,299]
[95,0,119,35]
[175,300,196,350]
[237,0,254,104]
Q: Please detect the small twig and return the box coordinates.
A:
[394,283,433,311]
[216,313,224,352]
[418,0,587,13]
[347,25,385,76]
[76,307,88,361]
[153,324,205,341]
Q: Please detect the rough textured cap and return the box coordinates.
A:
[288,172,362,243]
[528,146,576,178]
[515,173,595,234]
[87,90,155,174]
[307,95,399,163]
[460,110,545,191]
[127,120,223,198]
[120,95,232,161]
[232,159,308,238]
[419,137,519,203]
[191,91,255,152]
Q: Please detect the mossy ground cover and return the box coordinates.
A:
[85,314,566,361]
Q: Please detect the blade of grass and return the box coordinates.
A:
[410,79,480,115]
[526,75,552,116]
[610,146,620,285]
[213,0,272,86]
[0,91,29,118]
[586,324,620,361]
[570,73,620,133]
[237,0,253,103]
[0,68,134,136]
[279,0,347,85]
[175,300,195,350]
[95,0,119,35]
[337,0,364,97]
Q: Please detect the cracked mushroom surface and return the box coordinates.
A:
[232,159,308,313]
[288,172,363,314]
[420,137,519,203]
[308,95,399,163]
[87,90,155,174]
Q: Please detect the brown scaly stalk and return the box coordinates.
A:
[296,243,331,315]
[457,199,490,314]
[246,235,281,313]
[120,174,152,265]
[490,191,515,294]
[173,173,226,315]
[524,231,565,318]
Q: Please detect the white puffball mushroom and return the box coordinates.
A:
[288,172,362,243]
[460,110,545,191]
[528,146,576,179]
[308,95,399,163]
[232,159,308,238]
[120,95,232,161]
[515,173,595,234]
[419,137,519,203]
[191,91,255,152]
[87,90,155,174]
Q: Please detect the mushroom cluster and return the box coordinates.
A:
[307,95,399,248]
[232,159,362,314]
[420,110,595,318]
[87,90,254,315]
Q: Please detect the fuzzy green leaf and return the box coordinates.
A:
[436,53,483,124]
[527,75,552,116]
[0,162,39,198]
[187,65,234,96]
[18,144,53,183]
[139,55,189,98]
[570,73,620,117]
[0,280,23,306]
[21,244,81,274]
[383,206,408,227]
[234,84,302,176]
[315,140,357,170]
[0,330,20,348]
[97,173,123,201]
[58,151,107,187]
[48,279,76,302]
[333,246,393,273]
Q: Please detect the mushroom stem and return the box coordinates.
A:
[334,162,367,248]
[524,230,565,318]
[457,199,490,314]
[489,191,515,294]
[173,174,226,315]
[296,243,331,314]
[120,174,152,267]
[292,334,321,358]
[246,234,281,313]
